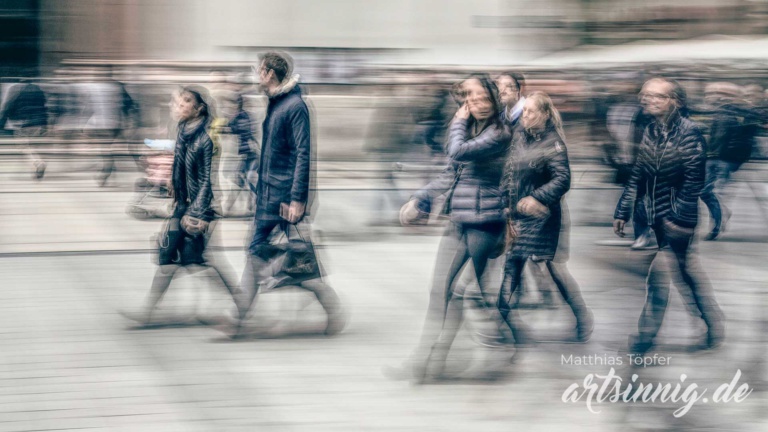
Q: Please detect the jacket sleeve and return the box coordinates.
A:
[530,142,571,207]
[411,162,458,214]
[670,128,707,228]
[187,138,214,221]
[445,119,509,161]
[289,105,311,204]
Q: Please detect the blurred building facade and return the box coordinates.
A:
[7,0,766,77]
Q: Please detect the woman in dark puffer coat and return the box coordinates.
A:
[396,74,515,383]
[499,91,593,343]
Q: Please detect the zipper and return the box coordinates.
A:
[670,187,677,214]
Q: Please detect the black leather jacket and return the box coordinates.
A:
[171,119,215,222]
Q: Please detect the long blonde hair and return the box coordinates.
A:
[526,91,565,140]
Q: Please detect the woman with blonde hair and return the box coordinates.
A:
[499,91,593,343]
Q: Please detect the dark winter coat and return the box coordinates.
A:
[171,119,215,222]
[255,77,311,221]
[707,103,758,167]
[614,112,706,229]
[413,117,511,225]
[502,126,571,260]
[0,83,47,128]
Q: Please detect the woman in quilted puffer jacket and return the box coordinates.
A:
[393,74,518,383]
[498,91,593,344]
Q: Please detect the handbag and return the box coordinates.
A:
[259,223,321,288]
[155,218,183,265]
[489,218,517,259]
[154,217,206,265]
[440,164,464,216]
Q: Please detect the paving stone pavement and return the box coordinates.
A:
[1,158,768,431]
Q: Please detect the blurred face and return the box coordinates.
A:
[176,91,202,122]
[258,61,274,88]
[522,98,548,131]
[464,79,494,121]
[639,80,677,118]
[496,75,520,107]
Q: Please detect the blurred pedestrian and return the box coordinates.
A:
[123,86,243,326]
[0,79,48,179]
[395,74,514,383]
[234,52,345,338]
[223,93,259,215]
[614,77,725,354]
[498,91,593,343]
[606,83,653,248]
[700,82,759,240]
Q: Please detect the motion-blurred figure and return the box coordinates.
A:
[223,93,259,215]
[498,91,593,343]
[606,82,653,248]
[363,81,422,226]
[700,82,759,240]
[81,68,129,186]
[123,86,243,326]
[0,79,48,179]
[395,74,513,383]
[614,78,725,354]
[235,52,345,338]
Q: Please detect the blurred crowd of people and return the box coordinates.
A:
[1,56,766,384]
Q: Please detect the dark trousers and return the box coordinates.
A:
[414,221,507,368]
[498,256,591,335]
[146,218,242,318]
[241,219,342,320]
[632,198,650,239]
[636,222,725,342]
[700,159,738,229]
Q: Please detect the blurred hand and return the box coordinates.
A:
[399,200,421,226]
[613,219,626,237]
[281,201,306,224]
[517,196,548,217]
[181,215,209,235]
[455,104,470,120]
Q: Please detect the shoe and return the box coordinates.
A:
[576,310,595,343]
[706,208,731,241]
[118,308,151,327]
[631,232,651,249]
[628,334,653,355]
[324,310,348,336]
[34,161,46,180]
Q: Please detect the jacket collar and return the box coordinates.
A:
[650,110,683,143]
[267,74,301,99]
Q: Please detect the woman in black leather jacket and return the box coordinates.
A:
[498,91,593,343]
[395,74,515,383]
[127,86,242,326]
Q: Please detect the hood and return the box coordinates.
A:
[268,74,301,99]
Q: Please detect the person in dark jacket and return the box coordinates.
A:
[498,91,593,343]
[124,86,243,326]
[614,77,725,354]
[235,52,345,338]
[223,93,260,214]
[700,82,758,240]
[0,80,48,179]
[393,74,514,383]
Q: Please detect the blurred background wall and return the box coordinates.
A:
[23,0,768,76]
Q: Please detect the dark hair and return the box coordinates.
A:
[180,85,213,122]
[464,73,503,129]
[499,71,525,92]
[260,51,291,83]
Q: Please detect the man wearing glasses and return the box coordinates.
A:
[613,78,725,354]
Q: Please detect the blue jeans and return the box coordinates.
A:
[700,159,738,229]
